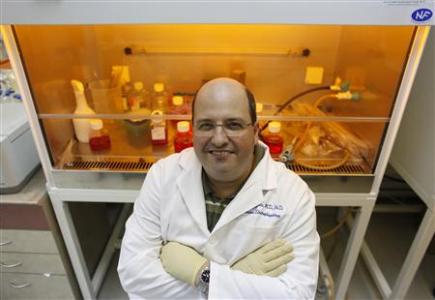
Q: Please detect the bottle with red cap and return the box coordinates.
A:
[174,121,193,153]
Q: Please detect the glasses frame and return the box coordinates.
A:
[193,119,254,137]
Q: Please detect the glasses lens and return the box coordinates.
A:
[194,121,251,137]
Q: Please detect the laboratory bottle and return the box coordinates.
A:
[121,82,133,112]
[174,121,193,153]
[151,110,168,145]
[128,81,143,111]
[168,95,188,126]
[89,119,111,151]
[152,82,168,112]
[71,79,96,143]
[264,121,284,157]
[256,102,267,131]
[256,103,263,115]
[168,95,186,115]
[129,81,150,111]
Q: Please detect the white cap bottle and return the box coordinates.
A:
[152,82,167,112]
[177,121,190,133]
[172,95,184,106]
[256,103,263,114]
[268,121,281,133]
[90,119,104,138]
[153,82,165,93]
[134,81,144,91]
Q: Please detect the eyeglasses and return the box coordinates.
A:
[194,119,253,137]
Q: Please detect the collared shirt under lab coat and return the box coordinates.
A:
[118,144,320,299]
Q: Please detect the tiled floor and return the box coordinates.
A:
[97,210,434,300]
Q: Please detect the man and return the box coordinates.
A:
[118,78,319,299]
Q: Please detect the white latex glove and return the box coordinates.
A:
[231,239,294,277]
[160,241,208,286]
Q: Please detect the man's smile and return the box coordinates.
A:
[207,149,235,160]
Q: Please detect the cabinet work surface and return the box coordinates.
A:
[0,168,46,205]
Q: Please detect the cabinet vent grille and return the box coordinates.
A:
[63,160,154,172]
[62,160,365,175]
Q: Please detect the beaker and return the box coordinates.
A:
[123,108,151,148]
[89,80,123,114]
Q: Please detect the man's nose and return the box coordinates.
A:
[210,126,229,146]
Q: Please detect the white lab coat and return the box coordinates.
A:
[118,144,320,299]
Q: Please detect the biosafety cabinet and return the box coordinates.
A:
[1,2,432,300]
[4,24,427,192]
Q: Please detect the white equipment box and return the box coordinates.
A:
[0,102,40,193]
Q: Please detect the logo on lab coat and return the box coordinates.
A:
[246,203,284,218]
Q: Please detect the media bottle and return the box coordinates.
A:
[174,121,193,153]
[152,82,168,112]
[89,119,111,151]
[168,95,187,115]
[151,110,168,145]
[127,81,148,111]
[263,121,284,157]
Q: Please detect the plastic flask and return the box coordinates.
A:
[152,82,168,112]
[89,119,111,151]
[151,110,168,145]
[264,121,284,157]
[71,79,96,143]
[174,121,193,153]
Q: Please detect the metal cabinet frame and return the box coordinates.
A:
[360,29,435,300]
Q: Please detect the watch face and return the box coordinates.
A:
[201,269,210,284]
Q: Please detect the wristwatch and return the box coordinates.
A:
[198,266,210,296]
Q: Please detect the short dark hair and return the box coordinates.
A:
[191,87,257,124]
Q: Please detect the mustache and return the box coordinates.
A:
[204,147,235,152]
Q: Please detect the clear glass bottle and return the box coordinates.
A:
[168,95,186,115]
[256,102,263,115]
[256,102,266,130]
[89,119,111,151]
[168,95,189,126]
[264,121,284,157]
[152,82,168,113]
[127,81,149,111]
[151,110,168,145]
[174,121,193,153]
[121,81,133,112]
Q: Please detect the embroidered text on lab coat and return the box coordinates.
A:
[245,203,284,218]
